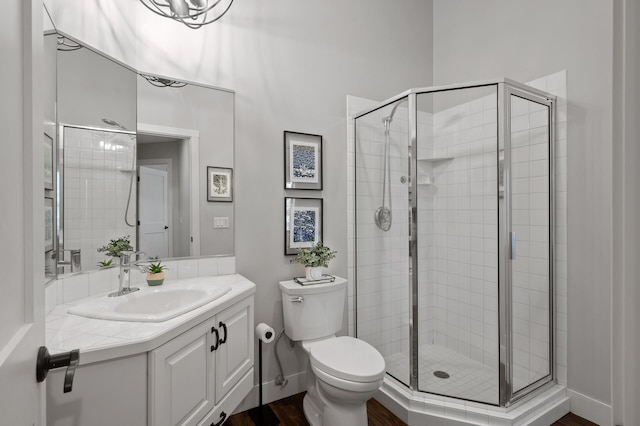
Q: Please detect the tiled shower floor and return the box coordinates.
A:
[384,344,499,404]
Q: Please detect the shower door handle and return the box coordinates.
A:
[510,232,517,259]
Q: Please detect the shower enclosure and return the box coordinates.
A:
[353,80,555,407]
[58,125,137,272]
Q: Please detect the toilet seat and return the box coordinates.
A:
[308,336,385,383]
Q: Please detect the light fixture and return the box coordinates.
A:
[139,0,234,29]
[57,35,82,51]
[140,74,188,88]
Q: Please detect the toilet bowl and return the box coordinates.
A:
[304,336,385,426]
[279,277,386,426]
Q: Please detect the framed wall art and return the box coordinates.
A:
[207,166,233,202]
[284,131,323,190]
[44,196,54,252]
[284,197,323,255]
[44,133,53,190]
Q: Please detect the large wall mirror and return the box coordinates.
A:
[43,29,235,281]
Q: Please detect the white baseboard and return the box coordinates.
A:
[232,371,307,414]
[567,389,612,426]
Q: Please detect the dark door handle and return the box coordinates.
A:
[36,346,80,393]
[164,226,169,230]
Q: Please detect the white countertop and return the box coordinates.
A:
[46,274,256,365]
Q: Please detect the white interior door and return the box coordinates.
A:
[139,166,170,259]
[0,0,45,423]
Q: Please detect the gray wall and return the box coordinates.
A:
[229,0,434,383]
[136,78,235,256]
[57,45,137,131]
[49,0,434,391]
[433,0,613,412]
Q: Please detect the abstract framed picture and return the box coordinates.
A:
[284,197,323,255]
[284,131,323,190]
[207,166,233,202]
[44,133,53,190]
[44,196,54,252]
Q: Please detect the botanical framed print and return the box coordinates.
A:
[44,196,54,252]
[284,131,323,190]
[44,133,53,190]
[207,166,233,202]
[285,197,323,255]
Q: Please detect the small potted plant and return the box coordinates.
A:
[295,241,337,281]
[97,235,133,262]
[97,259,113,268]
[146,262,167,286]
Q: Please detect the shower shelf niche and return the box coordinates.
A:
[417,156,453,185]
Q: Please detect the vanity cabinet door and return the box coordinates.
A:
[149,321,215,426]
[214,297,254,403]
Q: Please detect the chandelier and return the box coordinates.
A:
[139,0,234,29]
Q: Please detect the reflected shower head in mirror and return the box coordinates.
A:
[101,118,129,131]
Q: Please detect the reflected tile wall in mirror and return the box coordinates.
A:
[63,127,137,271]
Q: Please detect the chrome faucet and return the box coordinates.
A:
[108,251,147,297]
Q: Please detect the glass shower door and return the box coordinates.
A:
[415,85,500,405]
[506,88,554,401]
[354,97,411,386]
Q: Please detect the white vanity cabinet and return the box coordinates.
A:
[149,296,254,426]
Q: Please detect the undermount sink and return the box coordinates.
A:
[68,278,231,322]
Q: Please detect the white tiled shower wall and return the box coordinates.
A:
[350,100,411,369]
[45,256,237,315]
[63,127,136,271]
[347,70,568,389]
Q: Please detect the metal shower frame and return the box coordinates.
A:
[353,78,557,407]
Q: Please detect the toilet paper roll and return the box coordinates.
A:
[255,323,275,343]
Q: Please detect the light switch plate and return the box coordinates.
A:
[213,217,229,229]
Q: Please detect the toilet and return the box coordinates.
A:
[279,277,385,426]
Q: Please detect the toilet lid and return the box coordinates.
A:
[309,336,385,383]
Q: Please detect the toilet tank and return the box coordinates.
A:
[279,277,347,341]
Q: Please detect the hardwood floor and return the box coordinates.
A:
[227,393,597,426]
[226,393,404,426]
[552,412,599,426]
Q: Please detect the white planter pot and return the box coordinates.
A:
[305,266,323,281]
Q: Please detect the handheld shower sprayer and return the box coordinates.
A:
[101,118,137,228]
[374,98,406,232]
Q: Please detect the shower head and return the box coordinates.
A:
[101,118,128,131]
[381,98,408,130]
